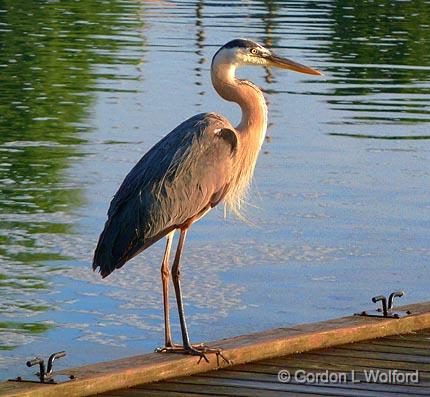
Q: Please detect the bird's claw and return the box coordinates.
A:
[193,345,231,366]
[212,349,232,366]
[155,344,209,363]
[155,343,231,365]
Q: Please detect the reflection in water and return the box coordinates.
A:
[314,0,430,129]
[259,0,280,84]
[0,0,143,360]
[329,133,430,140]
[194,0,207,105]
[258,0,281,138]
[0,0,429,380]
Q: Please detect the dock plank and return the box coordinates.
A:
[201,370,430,394]
[287,353,430,372]
[337,342,430,356]
[149,376,424,397]
[135,382,324,397]
[129,327,430,397]
[228,361,428,378]
[368,338,430,350]
[306,347,430,364]
[2,301,430,397]
[104,390,218,397]
[253,358,430,379]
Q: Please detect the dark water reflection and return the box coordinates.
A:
[0,0,429,379]
[0,0,143,366]
[314,0,430,129]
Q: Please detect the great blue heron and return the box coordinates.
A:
[93,39,321,361]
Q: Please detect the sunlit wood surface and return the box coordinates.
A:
[1,301,429,397]
[105,329,429,397]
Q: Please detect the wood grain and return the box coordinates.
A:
[1,301,430,397]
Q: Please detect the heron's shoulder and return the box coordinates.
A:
[181,112,234,132]
[201,111,232,126]
[184,113,237,152]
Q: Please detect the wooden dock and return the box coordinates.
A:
[104,328,429,397]
[1,301,430,397]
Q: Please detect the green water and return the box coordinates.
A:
[0,0,429,379]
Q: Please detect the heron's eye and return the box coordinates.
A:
[250,48,258,55]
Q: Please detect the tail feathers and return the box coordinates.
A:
[92,217,143,278]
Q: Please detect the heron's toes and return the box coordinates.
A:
[188,344,231,365]
[155,343,230,365]
[154,343,182,353]
[186,346,210,363]
[216,350,232,365]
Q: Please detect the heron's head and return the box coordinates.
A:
[213,38,321,76]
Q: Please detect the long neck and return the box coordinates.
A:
[210,58,268,216]
[211,61,267,146]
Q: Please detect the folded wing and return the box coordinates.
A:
[93,113,238,277]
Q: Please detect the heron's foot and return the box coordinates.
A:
[155,341,202,350]
[188,344,231,365]
[155,343,231,365]
[155,343,209,363]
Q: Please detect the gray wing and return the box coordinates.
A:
[93,112,237,277]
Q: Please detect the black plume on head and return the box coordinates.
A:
[222,39,259,50]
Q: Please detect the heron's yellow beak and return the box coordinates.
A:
[267,54,322,76]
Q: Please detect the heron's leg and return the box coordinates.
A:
[156,228,230,364]
[155,228,193,354]
[161,231,175,347]
[171,228,194,350]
